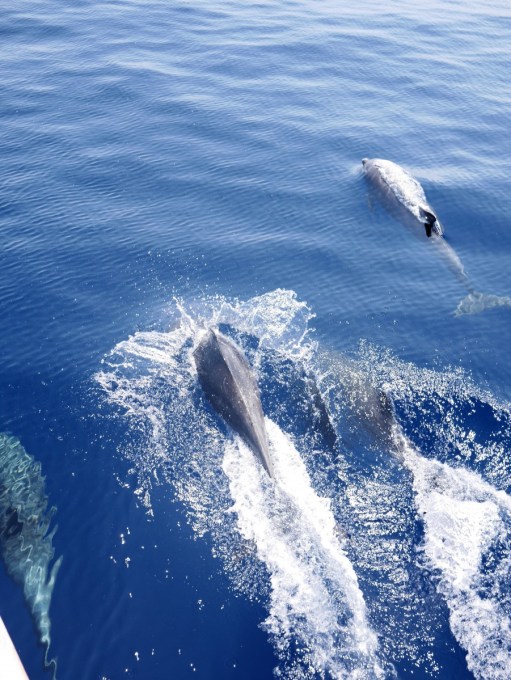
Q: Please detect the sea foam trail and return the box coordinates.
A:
[96,291,384,678]
[395,431,511,680]
[224,420,384,680]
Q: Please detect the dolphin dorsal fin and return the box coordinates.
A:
[419,206,437,237]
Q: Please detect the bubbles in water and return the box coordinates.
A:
[455,291,511,317]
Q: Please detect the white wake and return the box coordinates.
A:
[225,421,383,679]
[95,290,384,679]
[396,430,511,680]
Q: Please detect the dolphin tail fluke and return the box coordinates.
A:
[455,291,511,317]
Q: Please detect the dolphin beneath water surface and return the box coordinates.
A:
[0,433,61,677]
[193,328,274,478]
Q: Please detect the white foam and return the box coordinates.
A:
[95,290,383,678]
[224,420,383,679]
[455,291,511,317]
[320,343,511,676]
[398,433,511,680]
[217,288,316,363]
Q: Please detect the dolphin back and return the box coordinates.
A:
[194,330,274,478]
[363,157,441,236]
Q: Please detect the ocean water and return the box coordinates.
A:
[1,0,511,678]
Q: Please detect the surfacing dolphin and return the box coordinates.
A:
[193,328,274,478]
[362,157,511,316]
[362,158,441,238]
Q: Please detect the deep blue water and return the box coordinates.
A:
[1,0,511,678]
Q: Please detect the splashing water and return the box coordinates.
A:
[0,433,62,675]
[95,289,384,678]
[224,421,383,679]
[311,340,511,678]
[355,341,511,493]
[395,431,511,680]
[96,288,511,678]
[332,341,511,678]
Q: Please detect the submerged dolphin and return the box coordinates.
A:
[193,329,274,478]
[0,433,62,675]
[362,157,511,316]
